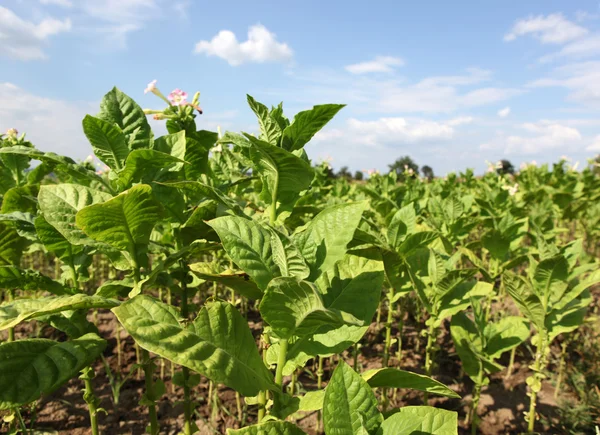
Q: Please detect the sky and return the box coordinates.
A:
[1,0,600,176]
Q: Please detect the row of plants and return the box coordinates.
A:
[0,82,599,434]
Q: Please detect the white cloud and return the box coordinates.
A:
[194,24,293,66]
[540,34,600,62]
[345,56,404,74]
[0,6,71,60]
[529,61,600,106]
[0,82,94,159]
[498,107,511,117]
[40,0,73,7]
[586,135,600,152]
[504,13,588,44]
[483,121,582,155]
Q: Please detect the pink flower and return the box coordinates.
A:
[168,88,188,106]
[144,80,157,94]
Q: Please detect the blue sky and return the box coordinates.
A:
[1,0,600,175]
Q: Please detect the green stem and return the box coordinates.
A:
[471,363,484,435]
[316,356,324,433]
[396,299,404,368]
[81,366,100,435]
[8,289,15,342]
[275,339,288,387]
[142,349,159,435]
[554,340,568,400]
[381,292,394,411]
[15,407,28,435]
[505,347,516,381]
[179,263,194,435]
[423,321,436,404]
[527,335,546,434]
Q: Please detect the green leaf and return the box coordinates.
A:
[482,229,510,261]
[160,181,245,217]
[269,228,310,280]
[387,204,416,249]
[0,294,118,331]
[1,185,39,214]
[534,256,569,308]
[398,231,439,257]
[376,406,458,435]
[185,131,218,180]
[245,134,314,219]
[503,272,545,330]
[281,104,345,151]
[0,223,27,266]
[546,291,591,341]
[189,263,263,300]
[450,313,483,378]
[485,316,530,359]
[97,87,152,150]
[82,115,129,171]
[38,184,113,246]
[207,216,279,291]
[0,333,106,409]
[298,389,325,412]
[362,368,460,398]
[118,149,185,189]
[0,146,105,186]
[323,361,383,435]
[292,202,367,280]
[75,184,161,258]
[227,421,307,435]
[112,296,276,396]
[555,269,600,311]
[0,266,67,295]
[260,277,360,339]
[153,130,187,172]
[247,95,283,145]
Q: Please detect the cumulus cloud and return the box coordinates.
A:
[529,61,600,106]
[586,135,600,152]
[482,121,582,155]
[498,107,511,117]
[504,13,588,44]
[0,82,93,159]
[0,6,71,60]
[194,24,293,66]
[345,56,404,74]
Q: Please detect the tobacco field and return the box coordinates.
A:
[0,84,599,435]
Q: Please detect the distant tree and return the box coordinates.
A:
[337,166,352,180]
[496,159,515,175]
[421,165,434,181]
[389,156,419,181]
[354,170,364,181]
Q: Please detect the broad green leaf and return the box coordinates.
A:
[534,256,568,308]
[298,389,326,411]
[555,269,600,311]
[323,361,383,434]
[38,184,113,245]
[39,310,97,339]
[245,134,314,219]
[260,277,360,339]
[377,406,458,435]
[185,131,218,180]
[189,263,263,300]
[485,316,530,358]
[503,272,546,330]
[0,333,106,409]
[82,115,129,171]
[0,223,27,266]
[97,87,152,150]
[450,313,483,378]
[387,204,416,249]
[227,421,307,435]
[113,296,276,396]
[247,95,282,145]
[118,149,185,189]
[278,255,383,376]
[482,229,510,261]
[160,181,245,217]
[293,202,367,280]
[208,216,279,290]
[269,228,310,279]
[0,266,67,295]
[0,294,118,330]
[398,231,439,258]
[1,185,39,214]
[75,184,161,259]
[281,104,345,151]
[362,368,460,398]
[547,291,591,341]
[0,146,105,186]
[153,130,187,171]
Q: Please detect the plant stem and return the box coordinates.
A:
[81,366,100,435]
[554,340,568,400]
[423,321,436,404]
[505,347,516,381]
[8,289,15,342]
[275,339,288,387]
[178,256,194,435]
[381,292,394,410]
[316,355,324,433]
[257,337,268,422]
[396,299,404,368]
[470,363,484,435]
[142,349,159,435]
[527,335,547,434]
[15,408,28,435]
